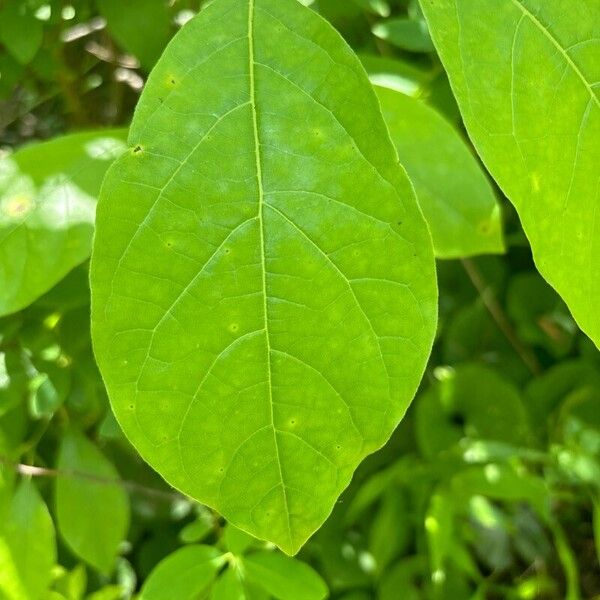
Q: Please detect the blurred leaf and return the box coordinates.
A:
[51,564,87,600]
[138,545,224,600]
[179,512,214,544]
[377,86,504,258]
[451,464,550,522]
[97,0,172,70]
[225,524,258,556]
[372,18,434,52]
[0,0,43,65]
[368,487,411,573]
[415,364,531,458]
[55,430,130,574]
[0,130,128,316]
[507,273,576,357]
[350,0,390,17]
[0,349,28,417]
[360,54,431,97]
[0,478,56,600]
[242,551,328,600]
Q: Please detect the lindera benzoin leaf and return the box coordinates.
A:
[55,430,130,574]
[420,0,600,345]
[0,130,128,317]
[91,0,437,554]
[376,86,504,258]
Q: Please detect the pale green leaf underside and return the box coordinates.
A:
[0,130,127,316]
[376,86,504,258]
[420,0,600,344]
[91,0,437,554]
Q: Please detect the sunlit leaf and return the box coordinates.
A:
[91,0,437,554]
[139,546,224,600]
[0,479,56,600]
[421,0,600,346]
[0,130,127,316]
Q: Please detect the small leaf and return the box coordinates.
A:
[0,130,128,316]
[91,0,437,554]
[376,86,504,258]
[139,545,224,600]
[0,479,56,600]
[242,551,328,600]
[360,54,431,97]
[372,18,435,53]
[421,0,600,346]
[55,430,130,574]
[211,569,249,600]
[225,524,257,556]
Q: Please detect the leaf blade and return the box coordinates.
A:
[91,0,437,554]
[420,0,600,344]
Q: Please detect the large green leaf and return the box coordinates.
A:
[0,479,56,600]
[0,130,127,317]
[90,0,437,554]
[55,430,130,574]
[420,0,600,344]
[376,86,504,258]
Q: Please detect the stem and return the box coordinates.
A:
[461,258,542,376]
[0,456,182,502]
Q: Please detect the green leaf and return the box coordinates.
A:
[211,569,268,600]
[0,479,56,600]
[376,86,504,258]
[415,364,531,458]
[359,54,432,97]
[420,0,600,345]
[139,545,224,600]
[242,551,328,600]
[55,430,130,574]
[372,18,434,53]
[90,0,437,554]
[97,0,172,70]
[0,349,28,417]
[0,0,43,65]
[350,0,390,17]
[0,130,127,317]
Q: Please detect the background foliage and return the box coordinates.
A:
[0,0,599,599]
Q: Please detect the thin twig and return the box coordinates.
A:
[461,258,542,376]
[0,456,183,502]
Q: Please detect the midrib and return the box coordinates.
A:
[247,0,293,551]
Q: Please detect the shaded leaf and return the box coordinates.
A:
[55,430,130,574]
[376,86,504,258]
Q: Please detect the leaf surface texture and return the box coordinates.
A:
[91,0,437,553]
